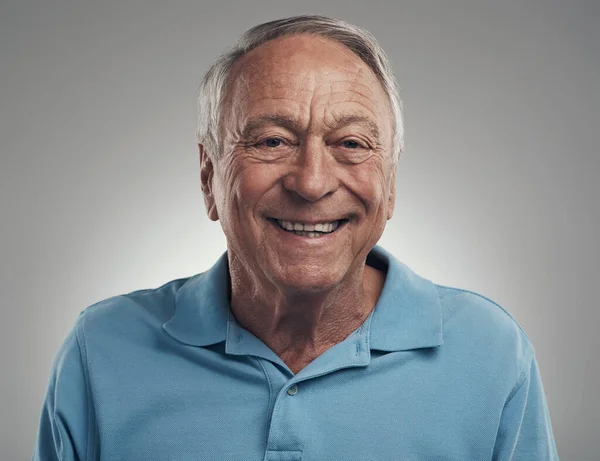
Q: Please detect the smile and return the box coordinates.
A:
[268,218,347,238]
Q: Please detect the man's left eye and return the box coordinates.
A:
[342,140,361,149]
[263,138,283,148]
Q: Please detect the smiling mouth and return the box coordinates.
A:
[268,218,348,238]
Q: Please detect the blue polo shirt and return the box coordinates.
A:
[32,245,559,460]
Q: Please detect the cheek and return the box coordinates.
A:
[218,160,280,223]
[347,165,389,211]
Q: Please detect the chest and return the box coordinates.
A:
[90,351,502,461]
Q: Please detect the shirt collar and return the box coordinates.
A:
[162,245,443,352]
[162,251,230,347]
[366,245,443,351]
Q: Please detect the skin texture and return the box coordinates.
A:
[199,34,397,374]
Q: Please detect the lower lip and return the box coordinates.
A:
[268,219,347,244]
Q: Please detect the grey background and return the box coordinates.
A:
[1,0,598,459]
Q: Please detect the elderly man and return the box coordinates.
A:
[33,15,559,461]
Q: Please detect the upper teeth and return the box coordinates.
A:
[277,220,340,233]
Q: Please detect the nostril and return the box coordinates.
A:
[281,167,339,203]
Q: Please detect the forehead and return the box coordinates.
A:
[223,34,392,131]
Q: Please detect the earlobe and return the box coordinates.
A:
[199,144,219,222]
[206,202,219,221]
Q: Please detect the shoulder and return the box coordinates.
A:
[77,276,190,342]
[435,283,532,343]
[434,283,534,381]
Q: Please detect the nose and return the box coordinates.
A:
[281,139,339,202]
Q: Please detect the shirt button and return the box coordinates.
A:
[287,384,299,396]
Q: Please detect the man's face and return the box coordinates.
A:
[200,34,396,292]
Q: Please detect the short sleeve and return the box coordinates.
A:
[492,350,559,460]
[32,316,95,461]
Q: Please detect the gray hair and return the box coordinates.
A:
[196,15,404,165]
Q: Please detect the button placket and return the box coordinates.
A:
[263,325,372,460]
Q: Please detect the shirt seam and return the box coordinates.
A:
[124,276,191,299]
[505,346,535,404]
[75,312,95,461]
[434,284,534,347]
[51,369,66,460]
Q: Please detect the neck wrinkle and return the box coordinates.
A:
[227,254,384,367]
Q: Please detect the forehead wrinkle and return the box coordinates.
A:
[313,88,385,124]
[337,64,392,119]
[310,73,381,104]
[340,62,380,97]
[239,110,308,139]
[238,73,316,106]
[327,113,382,140]
[230,55,312,94]
[243,64,368,97]
[246,68,317,81]
[234,52,379,107]
[226,74,311,137]
[310,67,377,91]
[226,36,392,144]
[310,72,386,111]
[314,87,382,112]
[326,79,380,97]
[239,53,318,83]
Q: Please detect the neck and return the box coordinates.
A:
[227,252,385,374]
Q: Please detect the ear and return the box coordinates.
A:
[387,171,396,220]
[199,144,219,221]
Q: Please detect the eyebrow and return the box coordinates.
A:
[329,114,381,141]
[241,114,303,140]
[240,113,382,141]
